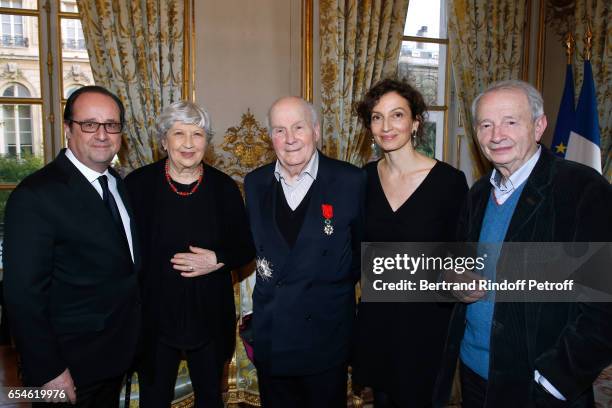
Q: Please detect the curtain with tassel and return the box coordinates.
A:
[447,0,527,180]
[77,0,184,171]
[319,0,409,166]
[573,0,611,181]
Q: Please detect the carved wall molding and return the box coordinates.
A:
[209,108,275,191]
[63,64,92,84]
[0,63,26,81]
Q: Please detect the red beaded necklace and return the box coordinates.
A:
[164,159,204,197]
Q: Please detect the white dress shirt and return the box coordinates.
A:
[65,148,134,262]
[274,150,319,210]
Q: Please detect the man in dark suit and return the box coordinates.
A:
[433,80,612,407]
[244,96,364,407]
[3,86,140,407]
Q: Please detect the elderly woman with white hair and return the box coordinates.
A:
[125,101,254,407]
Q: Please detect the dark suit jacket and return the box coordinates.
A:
[433,148,612,407]
[3,149,141,387]
[244,153,365,376]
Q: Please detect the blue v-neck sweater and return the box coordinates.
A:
[459,182,526,379]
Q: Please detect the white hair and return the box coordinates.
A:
[471,79,544,125]
[266,97,319,134]
[156,101,214,143]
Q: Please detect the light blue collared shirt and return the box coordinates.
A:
[489,146,541,204]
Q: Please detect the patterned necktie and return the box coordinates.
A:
[98,174,124,231]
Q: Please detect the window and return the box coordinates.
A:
[61,17,84,50]
[0,0,28,47]
[60,2,92,101]
[2,83,33,156]
[59,0,75,12]
[399,0,449,160]
[0,0,93,269]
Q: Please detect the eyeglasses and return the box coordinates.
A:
[69,120,123,134]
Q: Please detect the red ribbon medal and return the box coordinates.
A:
[321,204,334,235]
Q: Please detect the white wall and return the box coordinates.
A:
[194,0,302,146]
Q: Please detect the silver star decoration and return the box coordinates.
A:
[256,257,273,280]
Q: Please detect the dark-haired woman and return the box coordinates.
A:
[352,78,468,407]
[126,101,254,408]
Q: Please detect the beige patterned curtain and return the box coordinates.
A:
[448,0,527,179]
[573,0,611,182]
[77,0,184,171]
[319,0,409,166]
[575,2,612,404]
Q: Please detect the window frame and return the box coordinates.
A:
[0,0,68,271]
[0,2,44,190]
[57,3,89,147]
[61,15,84,50]
[0,0,194,271]
[400,0,451,161]
[0,0,30,48]
[2,82,34,157]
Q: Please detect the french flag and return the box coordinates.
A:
[566,60,602,174]
[550,64,575,158]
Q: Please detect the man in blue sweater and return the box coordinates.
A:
[434,80,612,408]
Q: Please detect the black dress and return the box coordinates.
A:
[352,160,468,407]
[125,159,255,405]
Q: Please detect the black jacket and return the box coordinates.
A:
[434,148,612,407]
[244,153,366,376]
[3,149,141,387]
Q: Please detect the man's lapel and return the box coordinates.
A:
[259,152,333,279]
[470,184,491,241]
[111,166,140,268]
[55,150,134,265]
[293,153,333,248]
[505,149,553,241]
[55,150,110,217]
[294,178,323,245]
[259,172,291,271]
